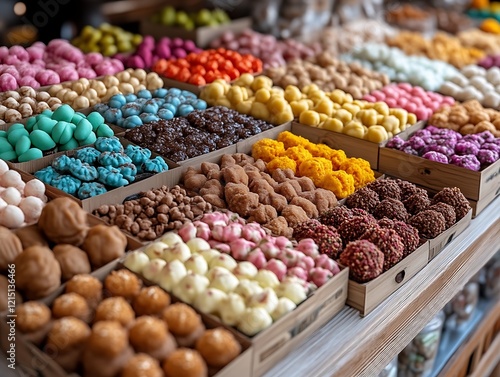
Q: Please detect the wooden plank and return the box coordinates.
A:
[470,333,500,377]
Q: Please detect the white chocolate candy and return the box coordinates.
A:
[271,297,297,321]
[0,205,25,229]
[158,232,183,247]
[248,288,279,314]
[238,307,273,336]
[142,258,167,283]
[144,242,167,260]
[186,238,211,253]
[184,254,208,275]
[123,251,150,274]
[172,272,209,304]
[193,288,227,314]
[209,254,237,271]
[234,279,263,300]
[199,248,221,263]
[255,270,280,289]
[163,242,191,262]
[219,293,247,326]
[209,270,239,293]
[0,187,21,206]
[23,179,46,201]
[158,260,187,292]
[276,281,308,305]
[18,196,44,223]
[233,261,259,280]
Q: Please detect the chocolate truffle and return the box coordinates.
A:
[52,293,92,323]
[122,353,163,377]
[16,301,51,344]
[317,205,353,228]
[403,191,431,215]
[428,202,456,229]
[432,187,471,220]
[339,240,384,283]
[129,316,177,360]
[409,210,447,239]
[104,269,142,301]
[373,198,409,221]
[293,219,343,259]
[378,218,420,257]
[0,226,22,271]
[14,225,48,249]
[133,286,171,316]
[366,179,402,200]
[65,274,103,309]
[345,187,380,213]
[393,179,421,200]
[360,227,405,271]
[338,214,378,244]
[82,225,127,268]
[53,244,91,281]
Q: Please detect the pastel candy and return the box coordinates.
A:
[15,135,31,156]
[7,128,29,145]
[0,151,17,161]
[52,104,75,122]
[36,117,58,135]
[96,123,114,137]
[29,130,56,150]
[86,112,105,131]
[0,138,13,152]
[25,117,38,131]
[59,138,79,151]
[51,121,74,145]
[74,119,93,141]
[79,132,97,146]
[77,182,107,199]
[18,148,43,162]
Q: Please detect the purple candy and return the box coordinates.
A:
[408,136,426,151]
[462,134,483,147]
[476,131,496,143]
[422,144,453,158]
[455,141,480,155]
[386,136,405,149]
[422,151,449,164]
[481,142,500,153]
[401,144,419,156]
[477,149,499,166]
[450,154,481,171]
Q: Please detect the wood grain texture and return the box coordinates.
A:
[262,197,500,377]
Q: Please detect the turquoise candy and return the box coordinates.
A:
[41,109,53,117]
[59,138,79,151]
[122,103,142,117]
[86,112,105,131]
[137,89,152,99]
[7,128,29,146]
[0,137,14,151]
[123,115,142,129]
[77,182,107,199]
[15,135,31,156]
[119,163,137,182]
[192,99,207,110]
[34,166,60,184]
[51,175,81,195]
[142,101,159,114]
[0,131,6,137]
[6,123,25,135]
[51,104,75,122]
[139,113,159,123]
[52,155,75,171]
[103,108,122,124]
[18,148,43,162]
[74,119,93,141]
[71,113,85,125]
[36,117,58,135]
[96,124,114,138]
[79,132,97,146]
[153,88,168,98]
[109,94,126,108]
[98,151,132,167]
[29,130,56,151]
[52,121,74,145]
[178,104,194,117]
[97,166,128,187]
[0,151,17,161]
[125,144,151,165]
[158,108,174,120]
[168,88,181,96]
[25,117,37,131]
[70,160,99,181]
[95,136,122,153]
[143,156,169,173]
[165,96,181,108]
[75,147,100,164]
[124,93,137,103]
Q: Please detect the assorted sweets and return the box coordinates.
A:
[439,65,500,109]
[93,88,207,129]
[363,83,455,121]
[46,69,164,109]
[387,125,500,170]
[34,136,169,199]
[124,106,273,162]
[341,44,458,91]
[123,211,341,336]
[71,24,143,56]
[0,198,127,300]
[15,271,243,377]
[210,29,321,69]
[115,36,202,70]
[0,105,114,163]
[0,87,62,124]
[153,48,263,86]
[264,51,389,99]
[152,6,231,30]
[0,40,123,91]
[478,53,500,69]
[385,4,435,33]
[457,28,500,56]
[0,160,46,228]
[428,99,500,137]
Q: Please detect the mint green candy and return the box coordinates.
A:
[79,132,97,146]
[59,138,79,151]
[51,105,74,122]
[0,137,14,151]
[86,112,105,131]
[15,135,31,156]
[74,119,93,141]
[41,109,53,117]
[25,117,38,131]
[0,151,17,161]
[30,130,56,151]
[96,124,114,137]
[6,123,25,135]
[52,121,74,145]
[18,148,43,162]
[71,113,84,125]
[0,131,6,138]
[36,117,58,135]
[7,128,29,145]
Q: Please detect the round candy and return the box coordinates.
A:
[74,119,93,141]
[52,104,75,122]
[158,108,174,120]
[96,124,114,137]
[29,130,56,151]
[137,89,152,99]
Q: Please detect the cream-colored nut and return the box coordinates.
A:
[3,97,19,109]
[18,103,33,118]
[101,86,120,102]
[102,75,120,88]
[146,77,163,90]
[47,97,62,107]
[135,84,146,92]
[48,84,63,96]
[63,91,78,103]
[82,88,98,100]
[115,71,131,82]
[131,69,147,82]
[18,86,36,99]
[4,91,20,101]
[0,119,5,125]
[125,68,135,74]
[0,105,8,118]
[91,81,107,97]
[71,82,85,95]
[118,82,134,94]
[73,96,90,109]
[77,78,90,88]
[146,72,161,84]
[51,103,62,110]
[36,91,51,102]
[89,98,99,106]
[5,109,22,122]
[36,102,50,113]
[127,77,140,88]
[19,97,36,109]
[56,89,69,101]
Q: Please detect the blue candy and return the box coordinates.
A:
[123,115,143,129]
[98,151,132,167]
[94,103,109,114]
[70,160,99,181]
[97,166,128,187]
[153,88,168,98]
[34,166,60,184]
[52,155,75,172]
[168,88,181,97]
[125,93,137,103]
[125,144,151,165]
[95,136,123,153]
[192,99,207,110]
[51,175,81,195]
[119,163,137,182]
[122,103,142,117]
[137,89,153,99]
[143,156,169,173]
[104,108,123,123]
[109,94,126,107]
[162,103,177,115]
[165,96,181,108]
[158,108,174,120]
[178,104,195,117]
[181,90,197,99]
[75,147,101,164]
[139,113,159,124]
[143,102,159,114]
[77,182,107,199]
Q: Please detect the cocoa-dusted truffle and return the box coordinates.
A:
[432,187,471,220]
[393,179,421,200]
[195,328,242,368]
[408,210,446,239]
[338,214,378,244]
[360,227,404,271]
[317,206,352,228]
[293,219,343,259]
[163,349,208,377]
[339,240,384,283]
[16,301,51,345]
[52,292,92,323]
[403,191,431,215]
[0,226,22,271]
[94,297,135,327]
[129,316,177,361]
[374,198,409,221]
[82,225,127,269]
[53,244,91,281]
[378,218,420,257]
[345,187,380,213]
[14,226,48,249]
[366,179,402,201]
[428,202,456,229]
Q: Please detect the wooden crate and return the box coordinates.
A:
[346,241,429,317]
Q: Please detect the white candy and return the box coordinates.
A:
[18,196,44,223]
[0,160,8,175]
[0,205,24,228]
[0,187,22,205]
[23,179,46,200]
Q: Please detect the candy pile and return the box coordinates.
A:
[72,24,143,56]
[210,29,320,69]
[385,4,434,33]
[46,69,164,109]
[93,88,206,128]
[153,48,263,86]
[152,6,231,29]
[115,36,202,70]
[0,161,46,229]
[0,87,62,124]
[0,105,113,163]
[364,83,454,121]
[429,99,500,137]
[264,51,389,99]
[342,44,459,91]
[34,136,169,199]
[478,53,500,69]
[439,65,500,109]
[125,106,273,162]
[0,39,123,91]
[0,198,128,300]
[458,29,500,55]
[123,211,341,336]
[387,125,499,171]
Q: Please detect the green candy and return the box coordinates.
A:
[36,117,58,135]
[86,112,105,131]
[7,128,29,146]
[18,148,43,162]
[0,131,6,138]
[52,121,74,145]
[6,123,25,135]
[71,113,84,125]
[74,119,93,141]
[41,109,53,117]
[25,117,38,132]
[30,130,56,151]
[59,138,79,151]
[79,132,97,146]
[51,105,75,122]
[96,123,114,137]
[0,151,17,161]
[15,135,31,156]
[0,137,14,151]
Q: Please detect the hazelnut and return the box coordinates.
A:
[18,86,36,98]
[36,91,51,102]
[4,91,20,101]
[5,109,22,122]
[18,103,33,118]
[4,97,19,109]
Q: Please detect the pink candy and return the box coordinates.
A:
[0,73,17,91]
[265,259,287,281]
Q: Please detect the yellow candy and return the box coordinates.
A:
[270,86,285,97]
[201,83,225,103]
[234,73,254,87]
[407,113,417,125]
[313,98,334,116]
[389,109,408,129]
[365,126,389,143]
[227,86,245,105]
[319,113,328,122]
[373,102,390,116]
[251,102,271,121]
[255,88,271,103]
[332,109,353,124]
[235,100,253,115]
[357,109,378,126]
[268,97,288,114]
[251,76,273,91]
[343,121,365,139]
[290,100,310,117]
[321,118,344,133]
[382,115,399,133]
[299,110,321,127]
[272,110,294,125]
[329,89,346,104]
[284,85,302,102]
[302,84,320,94]
[214,98,231,108]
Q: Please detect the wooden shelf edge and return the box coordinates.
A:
[470,333,500,377]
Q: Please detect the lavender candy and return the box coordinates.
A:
[477,149,499,166]
[408,136,426,151]
[386,136,405,149]
[423,151,449,164]
[413,128,432,138]
[450,154,481,171]
[455,141,480,156]
[462,134,483,147]
[422,144,454,158]
[476,131,496,143]
[481,142,500,153]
